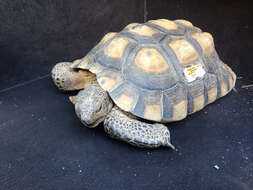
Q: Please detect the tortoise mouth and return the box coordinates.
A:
[80,116,105,128]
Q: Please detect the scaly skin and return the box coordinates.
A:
[74,82,113,128]
[51,62,96,91]
[104,107,174,149]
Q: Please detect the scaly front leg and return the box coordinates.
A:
[104,107,175,149]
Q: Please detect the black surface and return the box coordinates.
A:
[1,72,253,190]
[0,0,143,90]
[1,0,253,189]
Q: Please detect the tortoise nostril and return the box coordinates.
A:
[81,112,93,125]
[97,104,103,113]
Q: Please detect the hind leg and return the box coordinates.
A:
[51,60,96,91]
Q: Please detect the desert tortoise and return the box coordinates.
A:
[52,19,236,149]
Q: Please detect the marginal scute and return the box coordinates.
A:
[104,37,129,59]
[175,19,193,27]
[98,76,116,91]
[228,76,234,90]
[192,32,214,55]
[149,19,178,30]
[76,59,89,69]
[99,32,117,45]
[124,23,139,30]
[220,82,228,97]
[192,94,205,113]
[71,59,82,68]
[128,24,156,36]
[225,64,236,87]
[89,64,103,74]
[169,39,198,65]
[134,48,169,73]
[97,71,123,92]
[208,86,217,104]
[144,104,162,122]
[114,94,135,112]
[173,100,187,120]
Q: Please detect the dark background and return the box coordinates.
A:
[0,0,253,189]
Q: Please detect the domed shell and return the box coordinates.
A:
[71,19,236,122]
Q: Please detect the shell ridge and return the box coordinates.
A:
[118,31,139,42]
[145,22,185,36]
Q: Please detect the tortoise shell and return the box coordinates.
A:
[71,19,236,122]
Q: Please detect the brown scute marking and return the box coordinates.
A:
[98,76,117,92]
[134,48,169,73]
[89,64,103,74]
[99,32,117,45]
[228,76,234,90]
[194,26,202,32]
[208,87,217,104]
[78,59,89,69]
[149,19,178,30]
[173,100,187,121]
[175,19,193,27]
[169,40,198,65]
[192,32,214,56]
[225,64,237,86]
[124,23,139,30]
[104,37,129,59]
[115,94,135,112]
[69,96,77,104]
[220,81,228,97]
[231,71,236,83]
[128,24,156,36]
[193,94,205,113]
[144,104,162,121]
[71,59,82,68]
[97,71,122,92]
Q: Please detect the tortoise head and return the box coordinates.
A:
[74,82,113,128]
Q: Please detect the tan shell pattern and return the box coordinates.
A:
[71,19,236,122]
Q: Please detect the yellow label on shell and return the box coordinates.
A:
[184,63,205,82]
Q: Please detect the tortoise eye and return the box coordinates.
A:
[97,104,103,112]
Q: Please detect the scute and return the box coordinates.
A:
[192,32,214,55]
[97,70,123,92]
[99,32,117,45]
[122,45,179,91]
[127,24,157,37]
[73,19,236,122]
[134,47,169,73]
[174,19,193,27]
[104,37,129,59]
[149,19,178,31]
[169,39,198,65]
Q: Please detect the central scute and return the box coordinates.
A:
[122,46,179,90]
[134,47,169,73]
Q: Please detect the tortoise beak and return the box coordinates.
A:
[80,112,104,128]
[80,112,95,127]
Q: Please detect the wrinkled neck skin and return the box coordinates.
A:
[74,82,113,128]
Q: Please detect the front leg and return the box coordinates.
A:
[104,107,175,149]
[51,60,96,91]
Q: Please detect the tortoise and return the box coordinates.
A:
[51,19,236,149]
